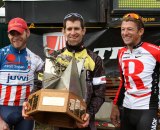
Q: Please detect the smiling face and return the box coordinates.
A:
[121,21,144,47]
[8,29,30,50]
[63,20,86,46]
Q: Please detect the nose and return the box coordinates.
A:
[122,29,129,36]
[70,29,76,35]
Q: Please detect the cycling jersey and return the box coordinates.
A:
[0,45,44,106]
[113,42,160,109]
[52,42,106,130]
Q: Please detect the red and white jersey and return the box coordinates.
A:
[0,45,44,106]
[113,42,160,109]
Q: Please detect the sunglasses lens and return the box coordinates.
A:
[123,13,140,20]
[64,13,84,21]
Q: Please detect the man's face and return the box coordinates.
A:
[121,21,144,47]
[8,30,30,50]
[63,20,86,46]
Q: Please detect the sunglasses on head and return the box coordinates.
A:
[64,13,84,21]
[123,13,142,20]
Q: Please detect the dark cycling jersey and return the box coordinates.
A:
[114,42,160,109]
[51,43,106,130]
[55,45,106,117]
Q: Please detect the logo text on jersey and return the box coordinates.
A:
[7,74,29,83]
[151,118,157,130]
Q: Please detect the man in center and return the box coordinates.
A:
[23,13,106,130]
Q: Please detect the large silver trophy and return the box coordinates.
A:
[26,47,87,128]
[43,47,87,100]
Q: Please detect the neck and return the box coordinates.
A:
[66,42,84,52]
[127,41,143,50]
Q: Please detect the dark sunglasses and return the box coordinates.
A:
[64,13,84,21]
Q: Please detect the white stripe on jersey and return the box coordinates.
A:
[93,76,106,85]
[0,85,33,106]
[8,86,17,106]
[0,85,7,105]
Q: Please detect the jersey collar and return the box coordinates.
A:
[10,45,26,54]
[133,42,143,49]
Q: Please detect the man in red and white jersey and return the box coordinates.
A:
[110,13,160,130]
[0,17,44,130]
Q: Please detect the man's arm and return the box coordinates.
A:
[0,49,9,130]
[110,104,120,127]
[31,56,44,94]
[110,49,125,127]
[22,56,44,119]
[87,55,106,118]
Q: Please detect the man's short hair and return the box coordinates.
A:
[63,13,85,29]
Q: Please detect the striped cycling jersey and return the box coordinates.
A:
[114,42,160,109]
[0,45,44,106]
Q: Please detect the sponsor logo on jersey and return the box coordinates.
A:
[6,54,22,65]
[151,118,157,130]
[7,73,29,83]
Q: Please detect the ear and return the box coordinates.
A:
[26,29,30,37]
[82,28,86,36]
[139,28,144,36]
[8,33,11,39]
[62,28,65,35]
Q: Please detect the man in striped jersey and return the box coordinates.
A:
[0,17,44,130]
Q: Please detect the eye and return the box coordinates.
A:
[128,28,134,31]
[66,27,81,31]
[74,27,80,31]
[67,27,72,31]
[9,31,21,36]
[121,28,125,31]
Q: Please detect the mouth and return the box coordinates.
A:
[123,36,131,41]
[70,36,78,39]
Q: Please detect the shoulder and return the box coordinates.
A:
[0,45,11,55]
[86,49,101,60]
[119,47,127,52]
[26,48,43,61]
[142,42,160,61]
[118,47,127,57]
[0,45,10,51]
[141,42,160,55]
[142,42,160,51]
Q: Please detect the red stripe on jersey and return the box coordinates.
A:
[0,84,2,98]
[142,42,160,62]
[25,85,30,99]
[113,78,124,105]
[4,86,11,106]
[113,48,126,105]
[14,85,22,106]
[127,92,151,98]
